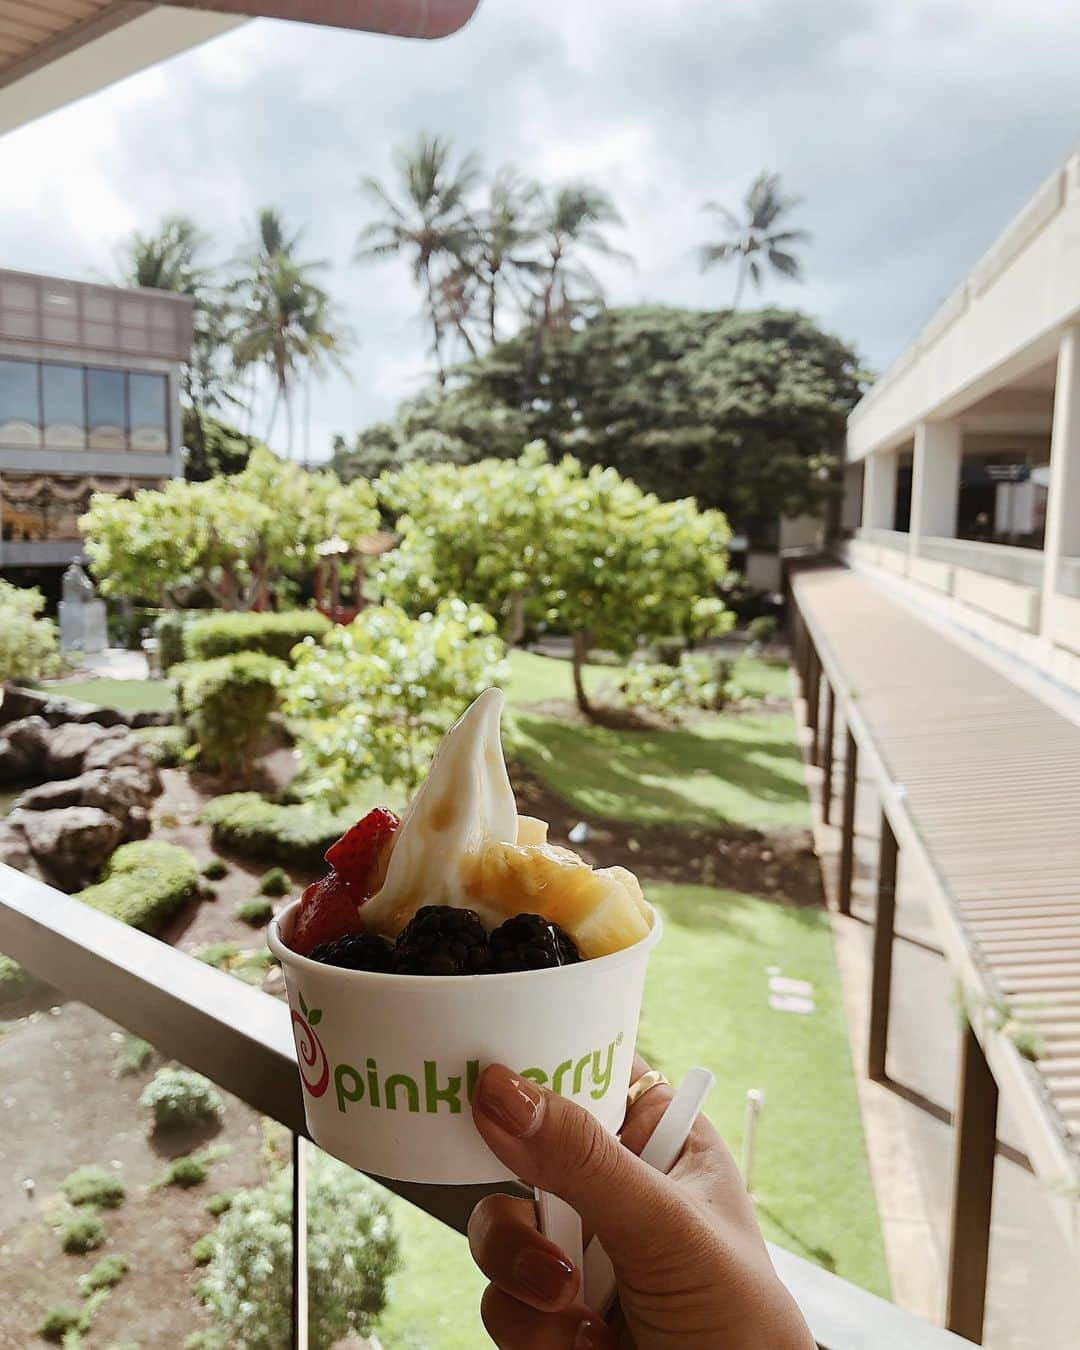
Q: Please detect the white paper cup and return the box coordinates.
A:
[268,899,662,1184]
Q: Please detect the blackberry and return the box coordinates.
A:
[308,932,395,973]
[393,906,491,976]
[490,914,582,973]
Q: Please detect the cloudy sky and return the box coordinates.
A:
[1,0,1077,459]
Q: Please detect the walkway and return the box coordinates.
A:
[790,566,1080,1344]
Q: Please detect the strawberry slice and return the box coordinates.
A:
[291,871,365,956]
[325,807,399,890]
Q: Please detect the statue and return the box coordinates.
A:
[58,562,107,654]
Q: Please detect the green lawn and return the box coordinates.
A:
[731,652,791,702]
[372,885,887,1347]
[45,678,175,714]
[508,710,808,831]
[504,648,611,707]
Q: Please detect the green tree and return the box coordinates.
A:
[80,448,379,609]
[282,598,508,799]
[472,167,544,343]
[376,448,731,717]
[182,410,260,481]
[232,208,350,460]
[699,170,810,306]
[0,580,61,682]
[356,134,481,386]
[364,306,865,539]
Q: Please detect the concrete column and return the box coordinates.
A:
[909,420,961,553]
[862,451,898,530]
[1042,326,1080,611]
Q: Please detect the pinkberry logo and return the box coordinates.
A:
[292,991,329,1098]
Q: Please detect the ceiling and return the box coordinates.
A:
[0,0,118,81]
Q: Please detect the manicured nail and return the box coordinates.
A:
[476,1064,544,1137]
[574,1316,616,1349]
[512,1244,575,1305]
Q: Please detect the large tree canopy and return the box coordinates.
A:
[337,306,866,538]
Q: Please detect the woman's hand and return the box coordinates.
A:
[468,1058,815,1349]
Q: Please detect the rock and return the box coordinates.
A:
[43,722,113,777]
[13,806,123,889]
[131,709,176,729]
[14,763,162,822]
[0,816,48,881]
[125,806,152,841]
[0,685,49,725]
[41,697,130,730]
[0,715,50,783]
[82,732,148,773]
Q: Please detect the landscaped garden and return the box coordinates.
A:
[0,316,880,1341]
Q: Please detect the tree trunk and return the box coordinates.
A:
[732,255,748,308]
[423,261,446,387]
[265,382,282,446]
[571,631,594,718]
[488,274,498,346]
[502,592,527,646]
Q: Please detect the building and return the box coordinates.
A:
[0,267,192,587]
[843,148,1080,695]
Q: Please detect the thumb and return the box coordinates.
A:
[473,1063,693,1277]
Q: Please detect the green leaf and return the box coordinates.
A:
[298,991,308,1019]
[308,1009,322,1026]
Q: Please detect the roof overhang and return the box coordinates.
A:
[0,1,480,136]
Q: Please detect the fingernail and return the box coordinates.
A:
[476,1065,544,1137]
[574,1317,616,1349]
[512,1245,575,1305]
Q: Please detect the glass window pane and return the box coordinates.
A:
[129,372,168,452]
[0,357,41,446]
[87,368,127,450]
[42,363,85,449]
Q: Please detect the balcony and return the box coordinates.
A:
[0,861,973,1349]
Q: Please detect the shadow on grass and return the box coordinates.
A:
[755,1201,838,1273]
[510,713,807,829]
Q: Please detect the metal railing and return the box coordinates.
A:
[0,863,974,1350]
[915,536,1044,589]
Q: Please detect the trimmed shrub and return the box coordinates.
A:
[205,1190,236,1217]
[0,578,62,683]
[233,897,273,926]
[61,1208,106,1254]
[37,1306,82,1343]
[115,1036,154,1076]
[201,858,228,880]
[196,941,241,970]
[140,1067,224,1133]
[61,1165,125,1210]
[155,611,191,674]
[0,951,33,1002]
[257,867,289,897]
[75,842,200,933]
[202,793,353,872]
[747,614,778,646]
[191,1235,218,1266]
[183,610,331,664]
[160,1155,209,1189]
[134,723,190,767]
[79,1255,128,1296]
[200,1152,397,1350]
[179,653,285,776]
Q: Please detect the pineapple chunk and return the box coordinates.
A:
[516,815,549,846]
[462,841,651,958]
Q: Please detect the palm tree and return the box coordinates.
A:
[698,170,810,307]
[355,134,480,385]
[472,168,544,344]
[231,207,351,460]
[535,184,630,337]
[114,215,236,464]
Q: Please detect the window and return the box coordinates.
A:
[86,368,127,450]
[0,358,41,446]
[128,372,168,452]
[42,363,85,449]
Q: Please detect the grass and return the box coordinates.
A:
[509,709,809,831]
[374,884,887,1345]
[46,677,176,713]
[731,652,791,702]
[503,648,611,707]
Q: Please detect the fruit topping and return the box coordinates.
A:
[324,807,399,890]
[462,841,652,959]
[515,815,549,846]
[490,913,581,972]
[291,871,365,957]
[308,932,395,972]
[393,905,492,976]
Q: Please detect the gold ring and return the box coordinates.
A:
[626,1069,671,1108]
